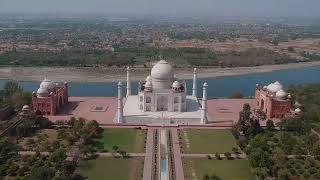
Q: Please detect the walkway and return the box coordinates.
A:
[171,128,185,180]
[143,128,154,180]
[182,153,247,159]
[19,151,145,157]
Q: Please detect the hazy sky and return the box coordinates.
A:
[1,0,320,17]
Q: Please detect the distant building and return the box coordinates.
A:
[255,81,292,119]
[32,79,68,115]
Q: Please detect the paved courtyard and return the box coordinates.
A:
[47,96,117,124]
[207,98,255,125]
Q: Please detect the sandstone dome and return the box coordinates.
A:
[151,60,174,80]
[40,78,55,90]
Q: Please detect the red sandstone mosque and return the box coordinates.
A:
[255,81,300,119]
[32,78,68,115]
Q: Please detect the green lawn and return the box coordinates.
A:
[183,158,255,180]
[180,129,238,153]
[77,157,144,180]
[98,128,147,153]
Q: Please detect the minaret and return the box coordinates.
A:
[192,68,197,97]
[117,81,124,123]
[201,82,208,124]
[126,67,131,97]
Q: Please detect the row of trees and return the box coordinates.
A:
[232,83,320,179]
[0,81,31,110]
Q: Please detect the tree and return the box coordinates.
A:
[248,148,272,169]
[28,165,55,180]
[2,81,23,102]
[49,148,67,164]
[230,91,244,98]
[11,91,32,109]
[266,120,275,131]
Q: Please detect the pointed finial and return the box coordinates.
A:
[203,82,208,87]
[118,81,122,86]
[194,68,197,73]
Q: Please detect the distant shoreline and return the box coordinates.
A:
[0,61,319,83]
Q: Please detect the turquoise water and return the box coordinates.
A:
[161,159,168,180]
[0,66,319,98]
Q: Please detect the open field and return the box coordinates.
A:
[77,157,144,180]
[161,38,320,60]
[98,128,147,153]
[183,158,255,180]
[179,129,238,153]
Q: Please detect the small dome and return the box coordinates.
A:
[40,78,55,90]
[295,108,302,113]
[145,81,152,88]
[146,75,152,82]
[37,87,49,97]
[276,89,287,99]
[267,81,283,92]
[172,81,180,88]
[294,101,301,107]
[22,105,30,110]
[151,60,174,80]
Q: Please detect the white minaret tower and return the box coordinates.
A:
[201,82,208,124]
[126,67,131,97]
[192,68,197,97]
[117,81,124,123]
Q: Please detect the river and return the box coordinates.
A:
[0,66,319,98]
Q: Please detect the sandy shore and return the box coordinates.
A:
[0,61,319,83]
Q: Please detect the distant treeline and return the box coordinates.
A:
[0,47,304,67]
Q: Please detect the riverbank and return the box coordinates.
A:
[0,61,319,83]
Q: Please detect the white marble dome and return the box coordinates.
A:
[145,81,153,88]
[37,87,49,97]
[146,75,152,82]
[295,108,302,113]
[40,78,55,90]
[172,81,180,88]
[267,81,283,92]
[151,60,174,80]
[22,105,30,110]
[276,89,287,99]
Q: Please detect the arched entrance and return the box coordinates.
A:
[157,95,168,111]
[260,99,265,110]
[59,96,63,107]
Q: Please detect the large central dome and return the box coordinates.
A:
[151,60,174,80]
[150,60,174,90]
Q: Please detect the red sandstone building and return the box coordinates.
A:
[32,78,68,115]
[255,81,295,119]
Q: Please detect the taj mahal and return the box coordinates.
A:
[116,59,208,125]
[30,59,299,127]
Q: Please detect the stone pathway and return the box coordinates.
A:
[18,151,145,157]
[143,128,154,180]
[182,153,247,159]
[171,128,185,180]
